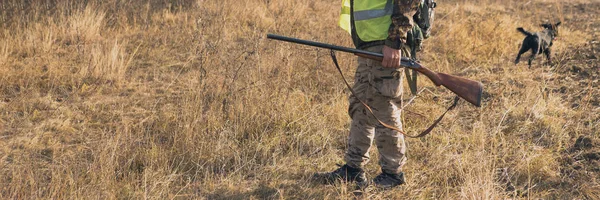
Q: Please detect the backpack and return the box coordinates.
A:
[415,0,436,39]
[409,0,436,56]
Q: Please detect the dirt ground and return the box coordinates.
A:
[533,1,600,198]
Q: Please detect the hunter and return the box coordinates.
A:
[314,0,423,189]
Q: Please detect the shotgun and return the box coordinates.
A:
[267,34,483,107]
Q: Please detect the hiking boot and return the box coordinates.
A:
[373,172,405,189]
[313,164,367,185]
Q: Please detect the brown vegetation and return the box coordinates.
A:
[1,0,598,199]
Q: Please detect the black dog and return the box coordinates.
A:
[515,22,561,67]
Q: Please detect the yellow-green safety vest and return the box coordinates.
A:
[339,0,393,42]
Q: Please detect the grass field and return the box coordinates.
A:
[1,0,599,199]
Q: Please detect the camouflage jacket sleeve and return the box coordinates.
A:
[385,0,420,49]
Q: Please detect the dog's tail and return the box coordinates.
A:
[516,27,533,36]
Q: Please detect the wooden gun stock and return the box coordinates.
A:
[355,53,482,107]
[268,34,484,107]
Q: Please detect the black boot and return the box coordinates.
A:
[373,171,405,189]
[313,164,367,186]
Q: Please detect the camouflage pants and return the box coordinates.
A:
[344,45,408,174]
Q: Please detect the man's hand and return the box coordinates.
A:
[382,45,402,68]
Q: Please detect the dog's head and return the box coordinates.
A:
[541,21,561,39]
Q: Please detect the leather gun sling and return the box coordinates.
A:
[329,50,458,138]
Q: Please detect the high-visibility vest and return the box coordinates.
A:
[339,0,393,42]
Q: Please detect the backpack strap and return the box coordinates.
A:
[405,68,418,95]
[403,30,420,96]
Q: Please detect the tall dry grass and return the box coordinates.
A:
[1,0,598,199]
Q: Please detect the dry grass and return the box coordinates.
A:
[1,0,599,199]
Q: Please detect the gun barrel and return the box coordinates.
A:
[267,34,376,56]
[266,33,483,107]
[267,34,416,65]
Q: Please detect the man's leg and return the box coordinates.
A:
[344,56,376,170]
[370,46,409,188]
[313,54,374,185]
[373,119,407,188]
[375,110,406,175]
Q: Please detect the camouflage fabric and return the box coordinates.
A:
[414,0,436,39]
[384,0,421,49]
[344,45,409,174]
[408,0,436,59]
